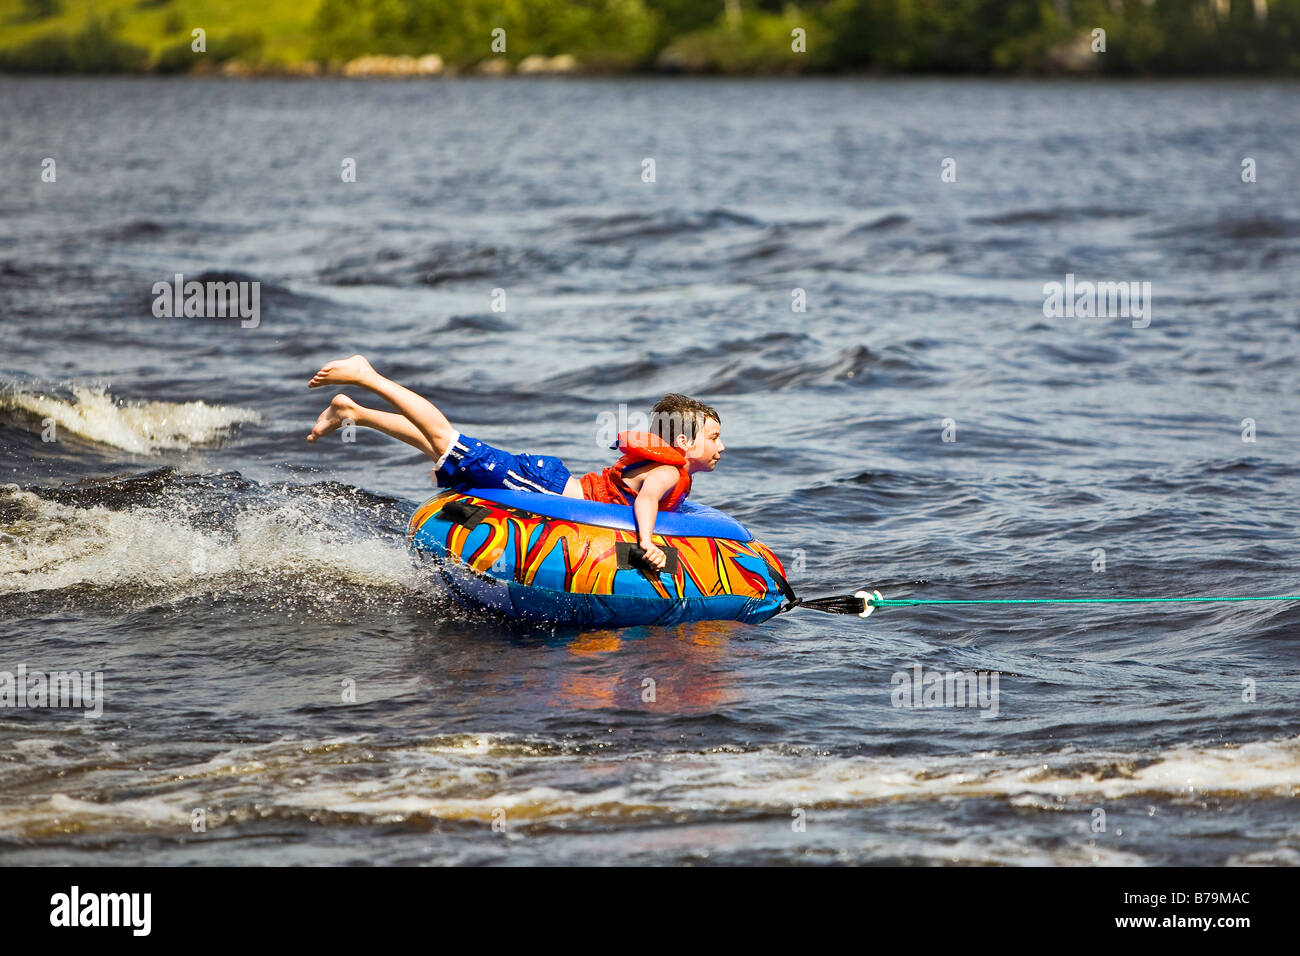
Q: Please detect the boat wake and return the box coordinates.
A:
[0,470,424,611]
[0,383,258,455]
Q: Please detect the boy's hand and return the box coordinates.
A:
[638,540,667,570]
[633,466,678,571]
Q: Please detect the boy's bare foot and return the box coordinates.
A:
[308,355,375,389]
[307,393,361,442]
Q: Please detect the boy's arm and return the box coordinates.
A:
[633,465,680,569]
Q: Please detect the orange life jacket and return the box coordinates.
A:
[579,431,692,511]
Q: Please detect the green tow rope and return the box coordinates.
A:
[790,589,1300,618]
[876,595,1300,608]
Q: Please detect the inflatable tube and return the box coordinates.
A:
[407,487,793,627]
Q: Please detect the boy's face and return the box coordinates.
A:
[678,418,724,473]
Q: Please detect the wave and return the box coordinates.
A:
[559,207,765,244]
[436,314,515,333]
[0,477,420,601]
[1032,341,1125,366]
[537,357,663,391]
[1105,456,1299,495]
[843,212,912,235]
[1137,212,1299,242]
[97,219,166,241]
[179,271,325,311]
[318,242,576,288]
[716,330,810,354]
[971,206,1145,227]
[0,384,258,454]
[702,343,926,394]
[0,261,35,284]
[4,733,1297,845]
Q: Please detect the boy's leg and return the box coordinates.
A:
[308,356,587,498]
[307,393,438,458]
[309,355,457,461]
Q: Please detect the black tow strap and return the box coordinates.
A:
[785,593,869,615]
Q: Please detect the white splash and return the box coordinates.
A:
[0,384,259,454]
[0,485,419,596]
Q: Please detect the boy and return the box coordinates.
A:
[307,355,724,570]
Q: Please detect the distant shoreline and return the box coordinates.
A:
[3,1,1297,79]
[4,68,1298,80]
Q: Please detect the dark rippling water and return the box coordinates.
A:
[1,77,1298,865]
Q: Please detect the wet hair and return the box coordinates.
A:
[650,393,720,448]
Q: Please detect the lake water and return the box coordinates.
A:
[1,76,1298,865]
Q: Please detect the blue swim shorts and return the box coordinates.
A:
[432,432,573,495]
